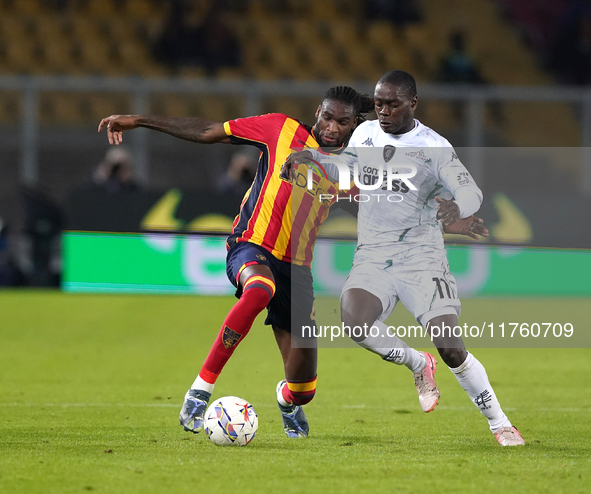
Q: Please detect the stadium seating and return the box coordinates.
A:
[0,0,581,155]
[0,0,574,86]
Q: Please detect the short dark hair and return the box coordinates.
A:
[377,70,417,98]
[323,86,375,124]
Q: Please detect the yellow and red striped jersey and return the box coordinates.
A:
[223,113,341,267]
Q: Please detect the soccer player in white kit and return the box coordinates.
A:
[303,70,524,446]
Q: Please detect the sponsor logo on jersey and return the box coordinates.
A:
[362,137,374,146]
[457,171,472,185]
[474,390,493,410]
[293,166,334,207]
[405,149,431,164]
[256,254,267,261]
[314,147,418,202]
[383,349,405,363]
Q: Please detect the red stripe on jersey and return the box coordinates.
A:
[304,198,328,262]
[231,214,240,231]
[284,234,292,264]
[261,180,291,251]
[264,121,312,257]
[282,125,321,263]
[242,150,275,243]
[289,191,315,264]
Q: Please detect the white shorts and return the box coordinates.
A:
[341,243,461,326]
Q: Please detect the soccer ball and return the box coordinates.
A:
[203,396,258,446]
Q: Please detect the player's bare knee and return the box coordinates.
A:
[437,347,467,368]
[341,307,365,331]
[341,310,370,343]
[341,290,382,342]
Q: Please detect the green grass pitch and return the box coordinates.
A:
[1,291,589,493]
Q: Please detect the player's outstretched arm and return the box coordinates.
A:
[97,115,230,146]
[443,215,489,239]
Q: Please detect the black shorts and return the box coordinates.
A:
[226,241,316,334]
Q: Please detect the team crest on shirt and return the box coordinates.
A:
[383,145,396,162]
[256,254,267,261]
[222,326,242,349]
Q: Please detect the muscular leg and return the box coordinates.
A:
[273,326,317,381]
[239,264,274,289]
[201,264,274,377]
[427,314,512,432]
[341,288,426,372]
[426,314,467,368]
[342,288,437,412]
[341,288,382,342]
[190,264,275,393]
[273,326,317,438]
[273,326,317,406]
[180,263,275,432]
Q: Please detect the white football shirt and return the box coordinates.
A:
[315,119,482,248]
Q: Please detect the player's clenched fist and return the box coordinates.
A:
[98,115,140,145]
[443,215,489,239]
[435,196,461,226]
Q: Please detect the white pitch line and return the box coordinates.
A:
[0,403,180,408]
[0,403,589,412]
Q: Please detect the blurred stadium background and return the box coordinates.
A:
[0,0,589,290]
[2,4,590,491]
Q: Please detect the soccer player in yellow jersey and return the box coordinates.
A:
[99,87,375,437]
[99,86,485,438]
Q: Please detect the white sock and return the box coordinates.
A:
[277,382,290,407]
[449,352,512,431]
[191,375,215,394]
[356,320,426,374]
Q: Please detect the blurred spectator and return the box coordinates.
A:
[551,0,591,84]
[0,218,25,287]
[152,0,242,75]
[438,30,483,85]
[91,147,139,193]
[437,30,503,125]
[216,148,259,196]
[21,186,63,287]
